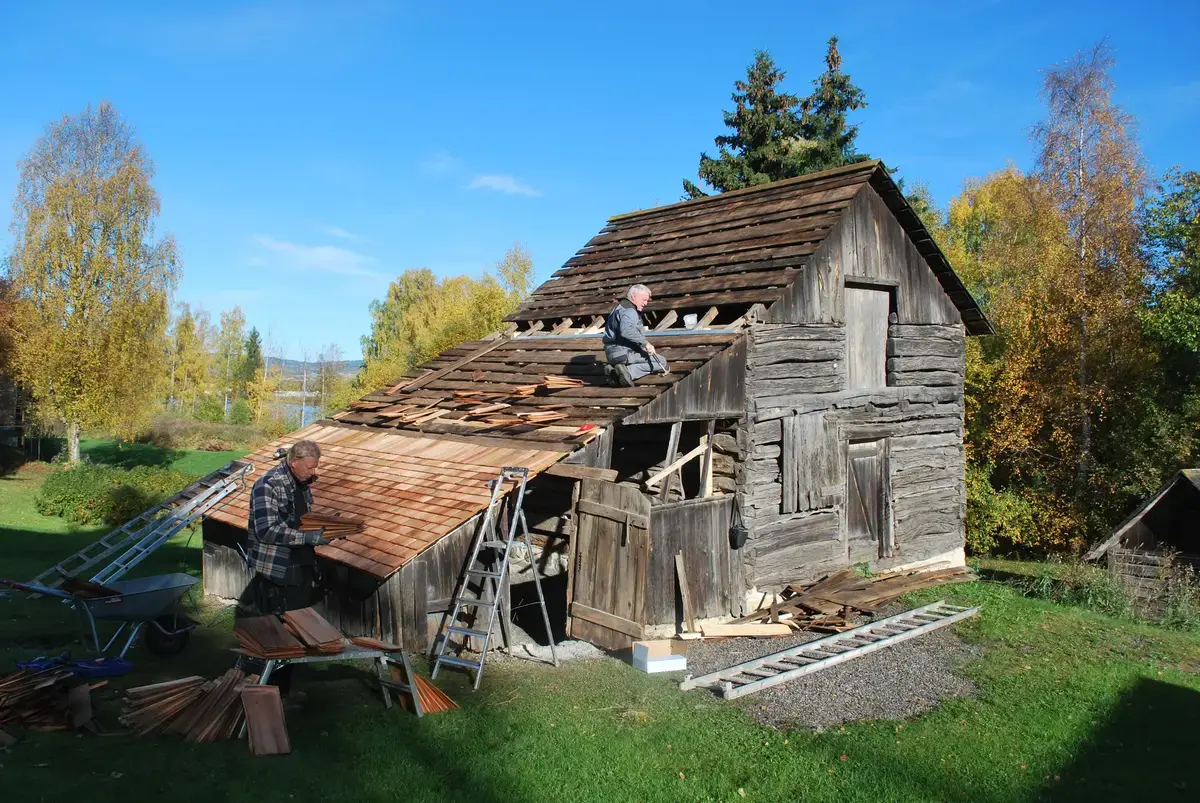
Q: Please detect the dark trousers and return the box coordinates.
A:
[236,568,320,695]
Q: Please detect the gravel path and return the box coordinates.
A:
[683,608,982,731]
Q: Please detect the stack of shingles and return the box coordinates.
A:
[387,663,459,714]
[299,512,365,541]
[235,616,307,659]
[281,608,345,654]
[120,669,259,742]
[0,668,103,735]
[542,374,584,390]
[725,567,975,636]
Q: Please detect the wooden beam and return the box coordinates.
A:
[569,602,645,640]
[581,315,606,334]
[652,310,679,331]
[514,321,545,338]
[544,463,619,482]
[700,622,791,638]
[646,437,708,489]
[658,421,682,501]
[696,306,719,329]
[701,419,715,498]
[675,552,697,633]
[576,498,650,530]
[551,317,575,334]
[389,337,509,394]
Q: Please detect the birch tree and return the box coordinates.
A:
[6,103,179,462]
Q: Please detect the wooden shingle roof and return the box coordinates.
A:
[206,423,567,577]
[506,160,993,336]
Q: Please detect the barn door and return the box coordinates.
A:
[566,480,651,650]
[846,439,894,560]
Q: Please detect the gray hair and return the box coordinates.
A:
[288,440,321,463]
[627,284,651,300]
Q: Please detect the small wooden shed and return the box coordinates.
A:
[1085,469,1200,615]
[203,159,991,651]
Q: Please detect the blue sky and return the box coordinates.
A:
[1,1,1197,360]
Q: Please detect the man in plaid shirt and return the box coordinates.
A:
[238,439,327,697]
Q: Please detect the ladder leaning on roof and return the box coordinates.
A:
[430,466,558,689]
[27,460,254,590]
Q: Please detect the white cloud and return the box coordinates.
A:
[254,236,383,279]
[322,225,360,241]
[467,174,541,197]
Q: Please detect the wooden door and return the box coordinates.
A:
[566,480,651,650]
[845,286,890,389]
[846,439,893,561]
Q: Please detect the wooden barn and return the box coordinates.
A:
[203,159,992,651]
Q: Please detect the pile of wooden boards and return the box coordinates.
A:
[236,608,346,658]
[0,668,102,733]
[282,608,345,654]
[119,670,258,742]
[299,511,365,541]
[730,567,975,633]
[235,615,306,658]
[543,375,584,390]
[389,664,459,714]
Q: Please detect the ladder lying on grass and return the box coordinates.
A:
[680,600,979,699]
[430,466,558,689]
[27,461,253,589]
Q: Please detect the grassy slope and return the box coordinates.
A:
[78,438,247,476]
[2,457,1198,802]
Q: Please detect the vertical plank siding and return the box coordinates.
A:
[646,497,738,624]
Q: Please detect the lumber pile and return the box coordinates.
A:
[300,511,365,541]
[235,616,307,659]
[120,670,259,741]
[0,668,102,733]
[282,607,346,654]
[732,567,975,632]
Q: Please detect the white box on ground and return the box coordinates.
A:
[632,640,688,673]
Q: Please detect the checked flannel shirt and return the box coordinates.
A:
[246,461,325,583]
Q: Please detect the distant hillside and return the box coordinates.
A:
[270,358,363,380]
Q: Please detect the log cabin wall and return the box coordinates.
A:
[739,183,968,592]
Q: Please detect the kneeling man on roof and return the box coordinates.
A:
[237,439,328,696]
[603,283,670,387]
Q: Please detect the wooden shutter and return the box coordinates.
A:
[846,287,890,390]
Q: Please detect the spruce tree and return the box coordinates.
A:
[684,38,870,198]
[239,327,264,394]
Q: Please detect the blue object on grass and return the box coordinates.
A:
[17,653,133,678]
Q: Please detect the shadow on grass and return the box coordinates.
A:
[1035,677,1200,802]
[80,440,185,470]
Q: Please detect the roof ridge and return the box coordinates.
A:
[608,159,883,223]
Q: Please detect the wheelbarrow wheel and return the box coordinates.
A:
[144,616,191,657]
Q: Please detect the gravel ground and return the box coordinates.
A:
[682,607,983,731]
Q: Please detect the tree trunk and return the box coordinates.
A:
[66,420,81,464]
[1073,121,1091,505]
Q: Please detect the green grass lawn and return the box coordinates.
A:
[78,437,247,476]
[3,458,1199,802]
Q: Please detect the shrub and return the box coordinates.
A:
[966,463,1075,555]
[1160,564,1200,633]
[1014,558,1133,620]
[36,462,197,525]
[228,400,252,426]
[195,395,225,423]
[140,415,265,452]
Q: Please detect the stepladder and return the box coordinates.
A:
[430,466,558,689]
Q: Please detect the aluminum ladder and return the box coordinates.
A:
[680,600,979,699]
[28,461,253,589]
[430,466,558,689]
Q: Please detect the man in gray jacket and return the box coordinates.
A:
[603,284,670,387]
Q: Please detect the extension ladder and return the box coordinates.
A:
[680,600,979,699]
[28,461,253,589]
[430,466,558,689]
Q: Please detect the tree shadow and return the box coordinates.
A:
[80,440,185,469]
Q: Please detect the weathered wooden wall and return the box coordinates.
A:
[646,496,741,624]
[737,183,969,592]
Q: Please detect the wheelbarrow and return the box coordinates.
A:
[1,573,200,660]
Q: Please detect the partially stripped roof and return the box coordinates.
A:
[505,160,992,336]
[206,423,566,577]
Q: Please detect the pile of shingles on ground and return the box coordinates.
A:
[0,667,104,742]
[119,670,259,742]
[235,607,346,658]
[698,567,975,639]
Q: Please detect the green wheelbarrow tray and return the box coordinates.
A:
[3,573,201,660]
